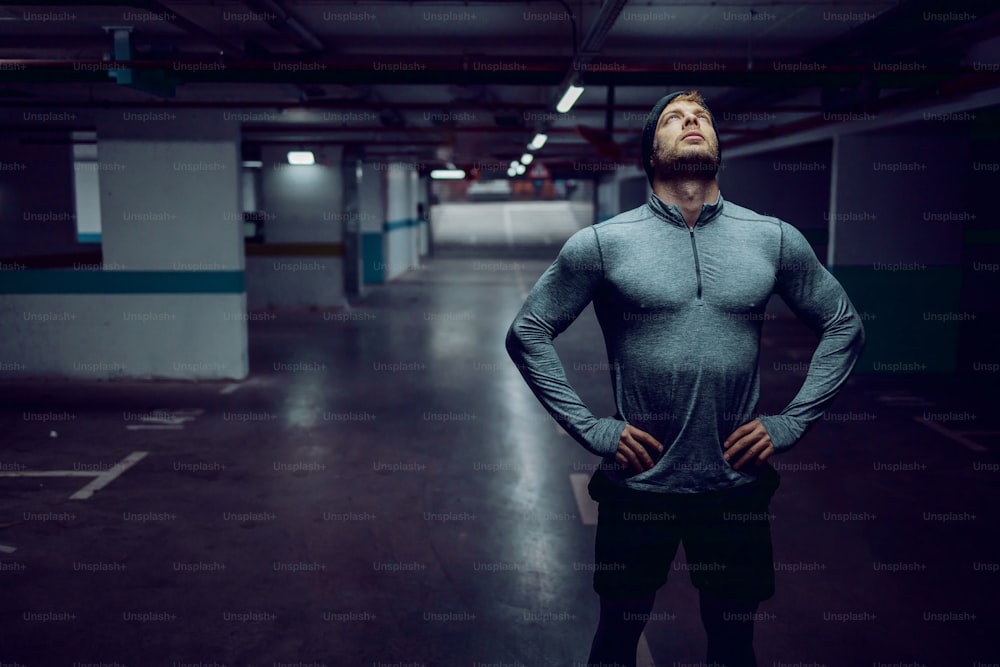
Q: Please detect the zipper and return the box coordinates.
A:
[689,226,703,300]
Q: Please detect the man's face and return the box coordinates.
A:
[649,99,720,180]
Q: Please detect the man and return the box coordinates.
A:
[505,91,866,667]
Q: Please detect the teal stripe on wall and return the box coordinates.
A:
[383,218,422,232]
[362,232,383,284]
[77,233,102,244]
[831,265,961,374]
[0,270,245,294]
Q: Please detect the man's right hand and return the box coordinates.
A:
[614,424,664,474]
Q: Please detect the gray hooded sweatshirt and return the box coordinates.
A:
[506,192,866,493]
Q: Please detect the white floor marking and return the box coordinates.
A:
[220,377,263,395]
[570,473,599,526]
[914,417,988,453]
[124,407,204,430]
[69,451,148,500]
[0,470,94,478]
[872,391,934,407]
[503,206,514,248]
[637,631,655,666]
[0,544,16,554]
[0,451,149,500]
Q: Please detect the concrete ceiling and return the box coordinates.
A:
[2,0,999,176]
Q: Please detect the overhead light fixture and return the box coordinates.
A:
[528,133,548,150]
[515,163,526,175]
[556,84,584,113]
[510,160,520,170]
[430,169,466,180]
[520,153,534,165]
[287,151,315,165]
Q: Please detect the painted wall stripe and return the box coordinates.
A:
[383,218,422,232]
[362,232,384,284]
[0,270,245,294]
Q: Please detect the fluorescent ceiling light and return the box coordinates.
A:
[515,163,526,175]
[242,160,263,168]
[507,167,517,178]
[529,133,548,150]
[287,151,315,165]
[430,169,466,180]
[520,153,533,165]
[556,84,584,113]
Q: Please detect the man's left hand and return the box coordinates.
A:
[723,419,775,470]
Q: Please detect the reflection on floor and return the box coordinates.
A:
[1,257,996,666]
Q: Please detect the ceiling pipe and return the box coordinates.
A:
[579,0,628,54]
[242,0,326,52]
[0,99,823,113]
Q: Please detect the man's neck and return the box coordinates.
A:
[652,179,720,228]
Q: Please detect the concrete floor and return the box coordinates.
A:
[1,257,998,666]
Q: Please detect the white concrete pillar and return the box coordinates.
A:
[0,110,248,379]
[383,162,418,280]
[95,110,246,379]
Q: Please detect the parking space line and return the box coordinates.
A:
[638,631,654,666]
[69,451,148,500]
[570,473,599,526]
[0,451,149,500]
[914,417,988,453]
[220,378,263,395]
[0,470,94,477]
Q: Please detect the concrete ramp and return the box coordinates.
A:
[431,201,593,257]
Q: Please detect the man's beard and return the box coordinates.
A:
[650,139,720,181]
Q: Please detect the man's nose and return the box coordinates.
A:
[683,113,700,127]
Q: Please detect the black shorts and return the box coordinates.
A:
[587,466,781,603]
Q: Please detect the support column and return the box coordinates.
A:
[248,144,345,309]
[360,160,386,285]
[341,147,363,297]
[417,173,430,258]
[828,129,969,374]
[92,109,247,379]
[383,162,419,281]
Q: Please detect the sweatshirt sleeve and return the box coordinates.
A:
[505,227,624,457]
[757,221,867,452]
